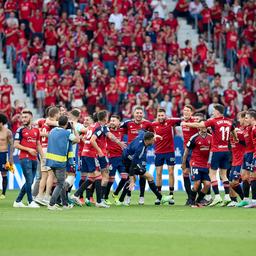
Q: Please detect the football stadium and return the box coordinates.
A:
[0,0,256,255]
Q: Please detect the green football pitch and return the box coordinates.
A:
[0,191,255,256]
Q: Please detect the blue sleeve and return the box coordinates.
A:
[14,127,23,141]
[120,120,130,129]
[186,134,197,149]
[94,126,103,138]
[102,125,110,135]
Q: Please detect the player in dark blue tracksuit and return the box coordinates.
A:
[117,131,171,205]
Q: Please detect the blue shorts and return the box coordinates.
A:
[209,151,231,170]
[242,152,253,171]
[0,152,7,172]
[185,150,192,169]
[81,156,99,173]
[191,167,210,182]
[109,157,125,177]
[123,159,146,176]
[252,158,256,173]
[98,156,109,170]
[229,165,242,181]
[155,152,175,167]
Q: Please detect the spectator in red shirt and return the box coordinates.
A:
[35,65,46,115]
[237,44,251,84]
[19,0,32,35]
[165,11,179,32]
[44,24,58,58]
[102,39,117,77]
[0,77,13,105]
[0,95,12,120]
[106,78,119,114]
[16,38,29,84]
[29,9,44,39]
[222,81,238,105]
[4,23,19,69]
[225,25,238,70]
[173,0,189,18]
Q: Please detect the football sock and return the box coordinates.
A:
[243,180,250,198]
[148,180,162,200]
[2,176,7,195]
[157,186,162,192]
[250,179,256,200]
[114,178,128,195]
[169,186,174,196]
[119,182,129,202]
[231,197,237,202]
[104,181,114,200]
[196,191,206,203]
[101,185,107,200]
[223,181,230,194]
[190,189,197,203]
[139,176,146,197]
[127,190,131,197]
[90,182,95,197]
[78,177,86,198]
[207,187,211,195]
[94,178,102,204]
[233,184,244,200]
[211,180,219,195]
[183,174,191,198]
[74,179,92,198]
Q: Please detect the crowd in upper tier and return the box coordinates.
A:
[0,0,255,132]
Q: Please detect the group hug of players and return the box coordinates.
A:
[1,102,256,209]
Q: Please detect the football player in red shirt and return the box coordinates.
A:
[246,111,256,208]
[121,105,153,205]
[152,108,181,205]
[72,110,125,208]
[13,110,44,208]
[105,115,127,204]
[34,107,60,206]
[237,110,256,207]
[228,111,246,207]
[181,105,199,205]
[236,110,255,207]
[182,104,237,207]
[183,115,212,207]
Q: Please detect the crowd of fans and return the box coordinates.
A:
[0,0,255,132]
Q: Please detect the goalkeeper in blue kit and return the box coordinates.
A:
[116,131,171,205]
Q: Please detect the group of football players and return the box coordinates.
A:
[1,102,256,209]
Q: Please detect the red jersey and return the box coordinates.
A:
[14,126,40,161]
[182,117,198,147]
[38,119,52,148]
[251,126,256,158]
[81,124,97,158]
[81,122,110,157]
[152,118,181,154]
[122,119,153,144]
[187,133,212,168]
[0,84,13,104]
[224,89,237,104]
[107,127,125,158]
[230,129,246,166]
[243,125,254,153]
[204,116,234,152]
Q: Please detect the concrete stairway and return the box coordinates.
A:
[0,58,38,117]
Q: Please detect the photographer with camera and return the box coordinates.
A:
[45,115,80,210]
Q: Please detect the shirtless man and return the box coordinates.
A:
[0,113,14,199]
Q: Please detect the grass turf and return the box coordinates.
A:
[0,191,255,256]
